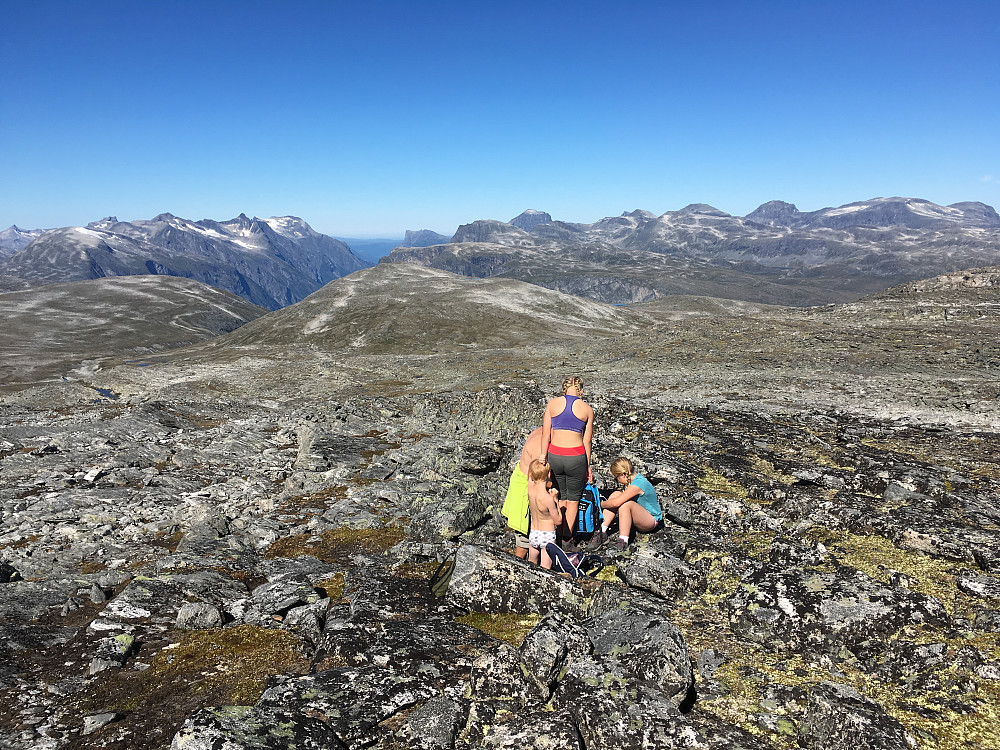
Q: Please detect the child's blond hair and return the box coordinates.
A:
[610,456,634,479]
[528,459,549,482]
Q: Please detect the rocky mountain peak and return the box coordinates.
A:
[745,200,801,226]
[949,201,1000,227]
[401,229,452,248]
[510,209,553,231]
[451,220,530,244]
[676,203,730,217]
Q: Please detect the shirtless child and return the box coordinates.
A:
[526,459,561,569]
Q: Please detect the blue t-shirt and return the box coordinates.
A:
[630,473,662,522]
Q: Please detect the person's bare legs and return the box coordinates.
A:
[540,546,552,569]
[528,546,540,565]
[558,500,580,546]
[617,502,658,543]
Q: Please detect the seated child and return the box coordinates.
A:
[600,456,663,550]
[526,459,561,569]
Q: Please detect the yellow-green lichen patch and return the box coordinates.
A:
[83,625,309,716]
[748,456,799,486]
[671,537,1000,750]
[593,565,621,583]
[696,466,749,500]
[730,532,778,563]
[805,529,960,616]
[694,632,1000,750]
[265,526,407,565]
[315,572,346,601]
[454,612,543,648]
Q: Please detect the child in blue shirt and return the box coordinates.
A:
[600,456,663,550]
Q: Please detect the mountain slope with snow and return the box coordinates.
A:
[384,197,1000,305]
[0,214,370,309]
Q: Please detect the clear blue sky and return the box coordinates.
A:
[2,0,998,237]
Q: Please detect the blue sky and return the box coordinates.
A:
[2,0,998,237]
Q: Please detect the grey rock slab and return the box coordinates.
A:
[410,492,492,543]
[585,606,693,706]
[175,601,223,630]
[402,696,468,750]
[799,681,915,750]
[474,707,583,750]
[89,633,135,676]
[619,543,706,601]
[82,712,119,735]
[957,570,1000,600]
[726,562,949,653]
[446,544,595,617]
[250,574,320,617]
[468,644,539,706]
[518,612,593,699]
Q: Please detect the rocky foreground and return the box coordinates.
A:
[1,379,998,750]
[1,266,999,749]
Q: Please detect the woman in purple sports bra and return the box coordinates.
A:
[540,375,594,550]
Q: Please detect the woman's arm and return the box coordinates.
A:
[582,403,594,482]
[540,400,553,463]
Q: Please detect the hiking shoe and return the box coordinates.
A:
[585,530,606,550]
[561,540,583,554]
[614,537,629,552]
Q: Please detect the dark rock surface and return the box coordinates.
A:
[2,262,1000,749]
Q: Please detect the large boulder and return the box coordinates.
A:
[446,544,596,617]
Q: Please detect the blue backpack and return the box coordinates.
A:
[574,482,602,534]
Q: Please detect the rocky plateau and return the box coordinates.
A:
[0,260,999,750]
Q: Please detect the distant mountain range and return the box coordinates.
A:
[0,214,369,310]
[0,225,45,256]
[4,197,999,309]
[384,197,1000,306]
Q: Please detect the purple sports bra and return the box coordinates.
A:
[550,395,587,433]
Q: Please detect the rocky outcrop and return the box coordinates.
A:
[401,229,452,247]
[2,292,1000,750]
[510,209,553,231]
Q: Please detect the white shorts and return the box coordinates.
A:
[529,529,557,549]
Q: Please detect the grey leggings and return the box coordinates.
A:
[547,452,588,506]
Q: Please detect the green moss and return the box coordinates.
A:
[696,466,749,499]
[315,572,346,601]
[265,526,407,565]
[454,612,543,647]
[84,625,309,715]
[749,456,798,486]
